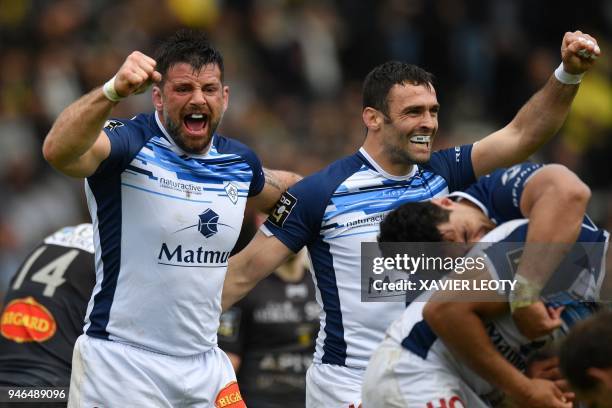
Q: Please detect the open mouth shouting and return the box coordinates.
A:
[183,113,209,136]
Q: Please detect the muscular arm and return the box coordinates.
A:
[42,51,160,178]
[247,169,302,214]
[510,165,591,338]
[423,301,530,397]
[424,301,571,407]
[222,232,294,310]
[516,165,590,288]
[42,89,113,178]
[471,31,600,177]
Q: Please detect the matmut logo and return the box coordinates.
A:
[158,244,230,267]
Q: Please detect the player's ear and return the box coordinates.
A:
[432,197,454,209]
[152,86,163,112]
[587,367,612,388]
[362,107,382,131]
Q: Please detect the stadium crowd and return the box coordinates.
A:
[0,1,610,407]
[0,0,610,299]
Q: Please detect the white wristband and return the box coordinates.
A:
[102,75,124,102]
[554,63,584,85]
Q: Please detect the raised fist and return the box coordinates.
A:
[561,31,601,75]
[112,51,162,98]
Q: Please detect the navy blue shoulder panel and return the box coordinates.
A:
[263,153,364,252]
[95,113,157,176]
[423,144,475,192]
[214,135,265,197]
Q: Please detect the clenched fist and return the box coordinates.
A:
[111,51,163,99]
[561,30,601,75]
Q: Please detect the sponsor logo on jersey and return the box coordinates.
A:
[0,297,57,343]
[344,214,385,229]
[158,244,231,266]
[159,177,203,196]
[215,381,245,408]
[426,396,465,408]
[269,192,297,228]
[103,119,125,131]
[224,182,239,205]
[174,209,234,239]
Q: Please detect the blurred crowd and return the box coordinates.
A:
[0,0,610,299]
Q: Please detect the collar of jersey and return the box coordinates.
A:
[154,110,214,159]
[358,147,418,181]
[447,191,491,220]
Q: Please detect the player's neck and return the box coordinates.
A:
[361,140,415,177]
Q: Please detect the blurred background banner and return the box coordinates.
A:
[0,0,610,300]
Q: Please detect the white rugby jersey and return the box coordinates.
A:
[262,145,476,368]
[83,112,264,356]
[388,219,608,397]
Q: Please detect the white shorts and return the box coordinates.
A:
[362,337,489,408]
[68,335,244,408]
[306,363,363,408]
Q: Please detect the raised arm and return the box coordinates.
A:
[222,231,294,310]
[471,31,601,177]
[42,51,161,178]
[511,165,590,338]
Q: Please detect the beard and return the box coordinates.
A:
[382,139,431,166]
[162,109,221,155]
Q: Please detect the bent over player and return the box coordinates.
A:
[363,217,608,407]
[43,30,295,407]
[223,31,601,407]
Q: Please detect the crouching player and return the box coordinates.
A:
[363,217,608,407]
[361,163,609,407]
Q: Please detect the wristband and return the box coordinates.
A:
[509,274,543,313]
[554,62,584,85]
[102,75,124,102]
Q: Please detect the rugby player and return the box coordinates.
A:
[42,29,296,407]
[223,31,601,407]
[0,224,95,387]
[363,217,607,407]
[379,162,594,339]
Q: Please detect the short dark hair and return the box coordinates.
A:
[560,310,612,392]
[378,201,449,243]
[363,61,435,116]
[154,29,224,83]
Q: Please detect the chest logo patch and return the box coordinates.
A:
[224,182,239,205]
[174,208,235,239]
[0,297,57,343]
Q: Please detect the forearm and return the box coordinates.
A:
[516,169,590,288]
[222,257,259,310]
[507,75,578,156]
[43,87,115,169]
[427,306,530,398]
[222,232,292,310]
